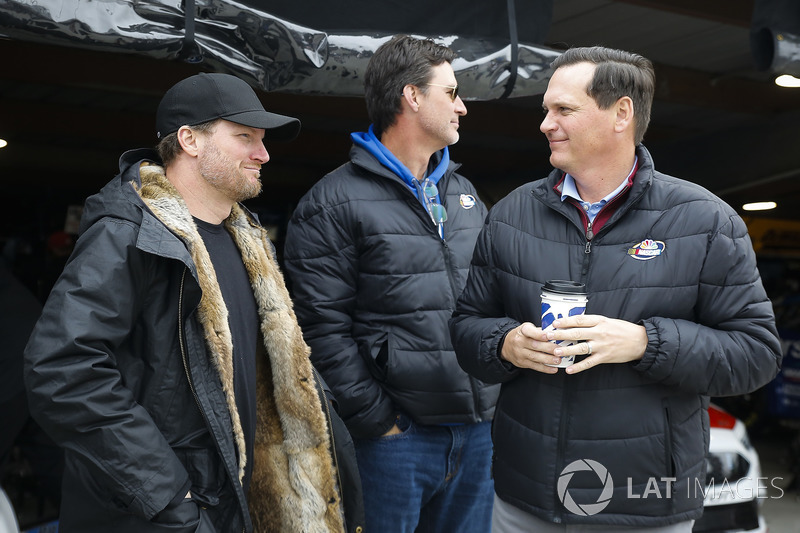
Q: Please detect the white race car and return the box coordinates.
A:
[693,404,768,533]
[0,487,19,533]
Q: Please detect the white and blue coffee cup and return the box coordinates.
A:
[541,280,588,368]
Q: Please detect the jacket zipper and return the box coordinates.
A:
[408,174,486,418]
[312,370,344,506]
[440,238,483,416]
[178,268,202,413]
[553,374,569,523]
[178,267,246,532]
[581,219,593,281]
[585,221,593,254]
[429,182,485,419]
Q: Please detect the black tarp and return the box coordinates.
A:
[0,0,560,98]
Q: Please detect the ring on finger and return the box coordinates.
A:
[586,342,592,355]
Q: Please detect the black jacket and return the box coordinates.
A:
[284,144,499,439]
[450,146,782,527]
[24,150,346,532]
[315,370,366,532]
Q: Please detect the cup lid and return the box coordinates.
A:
[543,280,586,295]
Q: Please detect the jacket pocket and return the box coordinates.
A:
[358,333,392,382]
[173,448,222,508]
[663,404,676,478]
[151,501,216,532]
[196,507,217,533]
[151,498,201,531]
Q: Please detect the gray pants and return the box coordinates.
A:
[492,495,694,533]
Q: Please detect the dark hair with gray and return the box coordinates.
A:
[156,120,218,167]
[364,34,456,137]
[551,46,655,145]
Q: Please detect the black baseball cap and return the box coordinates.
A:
[156,73,300,141]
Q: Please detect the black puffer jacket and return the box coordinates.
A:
[450,146,782,527]
[284,144,499,439]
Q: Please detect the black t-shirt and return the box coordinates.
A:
[194,218,258,494]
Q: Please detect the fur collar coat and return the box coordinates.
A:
[137,163,343,532]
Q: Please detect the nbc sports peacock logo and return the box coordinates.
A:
[557,459,614,516]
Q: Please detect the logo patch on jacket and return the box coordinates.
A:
[460,194,476,209]
[627,239,665,261]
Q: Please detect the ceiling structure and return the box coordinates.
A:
[2,0,800,243]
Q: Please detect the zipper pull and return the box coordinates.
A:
[585,221,593,254]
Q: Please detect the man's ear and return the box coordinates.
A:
[615,96,634,133]
[401,84,420,111]
[177,126,200,157]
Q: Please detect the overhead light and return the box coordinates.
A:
[775,74,800,87]
[742,201,777,211]
[0,139,7,149]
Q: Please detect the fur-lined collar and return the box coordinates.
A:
[134,163,343,532]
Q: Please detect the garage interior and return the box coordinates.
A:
[1,0,799,530]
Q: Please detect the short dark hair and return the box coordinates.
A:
[156,119,218,167]
[364,35,456,137]
[551,46,655,145]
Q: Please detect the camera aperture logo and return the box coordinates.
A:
[557,459,614,516]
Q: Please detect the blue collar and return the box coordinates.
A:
[350,125,450,196]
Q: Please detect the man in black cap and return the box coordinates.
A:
[23,73,347,532]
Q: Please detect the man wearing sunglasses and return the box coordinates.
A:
[284,34,498,532]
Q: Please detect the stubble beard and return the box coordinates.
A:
[199,142,262,203]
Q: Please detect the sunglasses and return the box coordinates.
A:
[426,83,459,102]
[421,179,448,225]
